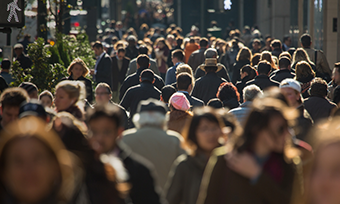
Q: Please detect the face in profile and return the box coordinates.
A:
[88,117,121,155]
[310,143,340,204]
[195,118,222,153]
[54,88,74,112]
[1,138,60,203]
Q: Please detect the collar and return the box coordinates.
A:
[97,52,105,60]
[240,101,252,107]
[178,90,189,94]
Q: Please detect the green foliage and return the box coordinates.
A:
[11,33,95,93]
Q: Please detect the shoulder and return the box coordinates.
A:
[166,130,183,141]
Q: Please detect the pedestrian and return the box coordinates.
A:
[0,87,29,131]
[246,61,280,90]
[126,45,160,76]
[235,65,257,103]
[328,62,340,101]
[167,92,193,134]
[184,38,199,64]
[161,85,176,106]
[166,107,226,204]
[39,90,54,108]
[188,38,209,73]
[192,58,227,104]
[122,99,185,190]
[291,48,316,73]
[14,43,32,71]
[270,56,295,83]
[197,98,304,204]
[54,80,85,120]
[125,35,139,60]
[19,82,38,99]
[270,39,283,58]
[155,38,170,80]
[177,73,204,108]
[260,51,277,71]
[92,41,113,90]
[0,58,15,85]
[216,82,240,109]
[165,49,185,85]
[295,61,316,98]
[231,47,252,84]
[63,58,94,104]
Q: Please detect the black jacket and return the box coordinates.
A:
[195,63,230,82]
[120,81,161,120]
[235,76,254,103]
[222,98,240,110]
[231,60,251,84]
[182,91,204,108]
[304,96,337,122]
[270,69,295,83]
[118,142,164,204]
[125,46,139,60]
[119,67,165,100]
[192,72,227,104]
[295,105,314,141]
[63,75,94,104]
[188,48,207,73]
[112,56,130,91]
[95,53,113,90]
[246,75,280,90]
[15,53,33,70]
[0,76,8,94]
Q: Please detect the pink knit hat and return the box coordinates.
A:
[169,92,191,111]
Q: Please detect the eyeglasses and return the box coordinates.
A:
[95,92,110,96]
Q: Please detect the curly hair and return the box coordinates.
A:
[217,82,240,102]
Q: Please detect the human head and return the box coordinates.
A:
[300,33,312,48]
[217,82,240,103]
[204,48,218,59]
[95,83,112,105]
[67,58,90,79]
[260,51,276,68]
[252,39,261,51]
[236,47,252,62]
[172,49,185,64]
[292,48,312,64]
[176,36,183,48]
[235,98,297,155]
[19,82,39,99]
[19,100,47,122]
[87,104,124,154]
[270,39,282,50]
[182,107,225,155]
[92,41,104,56]
[280,79,302,108]
[133,99,168,129]
[0,117,75,203]
[279,56,291,70]
[14,44,23,57]
[127,35,137,47]
[295,61,315,81]
[279,51,292,60]
[177,73,193,92]
[309,77,328,98]
[257,61,272,76]
[333,62,340,85]
[136,54,150,69]
[139,69,155,83]
[243,84,263,102]
[251,53,261,67]
[54,80,83,112]
[138,45,148,55]
[161,85,176,104]
[175,64,195,86]
[240,65,257,80]
[283,36,292,47]
[1,58,11,70]
[207,98,224,109]
[39,90,54,108]
[169,92,190,111]
[308,118,340,204]
[199,38,209,48]
[116,47,126,60]
[0,88,29,128]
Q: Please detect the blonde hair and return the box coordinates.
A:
[56,80,86,109]
[236,47,252,62]
[176,64,195,87]
[261,51,277,69]
[292,48,314,65]
[67,58,90,77]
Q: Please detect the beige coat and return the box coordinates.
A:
[122,127,185,190]
[303,48,332,75]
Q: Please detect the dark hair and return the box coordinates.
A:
[19,82,38,95]
[251,53,261,66]
[39,90,53,101]
[300,34,312,48]
[87,104,123,128]
[310,77,328,97]
[279,57,291,69]
[204,66,218,73]
[334,62,340,73]
[253,39,261,45]
[0,87,29,109]
[92,41,103,49]
[207,98,223,109]
[177,73,192,90]
[270,39,282,49]
[199,38,209,47]
[183,107,223,154]
[189,38,195,44]
[241,65,257,80]
[176,37,183,47]
[117,47,126,54]
[283,35,291,43]
[257,61,272,75]
[137,54,150,68]
[161,85,176,103]
[138,46,148,55]
[1,59,10,70]
[217,82,240,102]
[172,49,185,61]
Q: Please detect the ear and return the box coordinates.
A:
[139,77,142,83]
[160,95,164,102]
[152,79,155,84]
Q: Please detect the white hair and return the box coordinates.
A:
[133,111,169,129]
[243,84,263,102]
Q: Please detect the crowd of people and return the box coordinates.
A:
[1,21,340,204]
